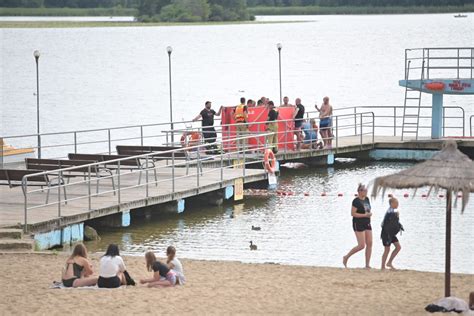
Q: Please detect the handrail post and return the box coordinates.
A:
[140,126,144,146]
[108,129,111,155]
[354,107,357,135]
[243,137,246,177]
[172,152,175,195]
[88,166,91,210]
[220,146,224,182]
[74,132,77,154]
[393,107,397,136]
[427,48,430,79]
[196,151,200,190]
[372,112,375,145]
[335,116,338,149]
[457,48,460,79]
[360,113,363,147]
[117,161,121,207]
[0,137,3,168]
[24,179,28,233]
[146,156,149,198]
[58,170,62,218]
[443,107,446,137]
[461,107,465,137]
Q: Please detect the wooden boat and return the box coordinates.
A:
[0,139,35,163]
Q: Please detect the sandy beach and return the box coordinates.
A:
[0,253,472,315]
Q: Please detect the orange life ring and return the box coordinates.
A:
[264,149,276,174]
[180,132,202,148]
[424,82,445,91]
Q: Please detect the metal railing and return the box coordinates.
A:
[334,105,465,137]
[16,111,375,232]
[405,47,474,80]
[471,115,474,137]
[1,104,468,168]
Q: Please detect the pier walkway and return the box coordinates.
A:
[1,107,474,248]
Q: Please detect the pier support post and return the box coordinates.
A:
[432,93,444,139]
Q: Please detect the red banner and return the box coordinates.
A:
[221,106,295,152]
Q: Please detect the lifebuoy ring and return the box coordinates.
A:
[264,149,276,174]
[424,82,445,91]
[180,132,202,148]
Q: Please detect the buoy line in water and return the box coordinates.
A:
[243,189,461,198]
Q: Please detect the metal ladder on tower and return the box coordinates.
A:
[401,58,425,141]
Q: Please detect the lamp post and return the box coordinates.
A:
[34,50,41,158]
[166,46,174,145]
[276,43,282,106]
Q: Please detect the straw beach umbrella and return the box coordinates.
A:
[371,140,474,297]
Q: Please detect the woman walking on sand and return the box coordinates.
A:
[343,183,373,268]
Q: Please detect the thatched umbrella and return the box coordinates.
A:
[371,140,474,297]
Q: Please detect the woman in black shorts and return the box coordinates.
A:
[343,183,373,268]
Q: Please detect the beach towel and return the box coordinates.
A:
[425,297,470,313]
[49,281,127,290]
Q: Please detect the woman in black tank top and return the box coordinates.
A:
[62,243,98,288]
[342,184,373,269]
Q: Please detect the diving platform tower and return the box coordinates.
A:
[399,47,473,140]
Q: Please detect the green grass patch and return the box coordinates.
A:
[248,5,474,15]
[0,7,137,17]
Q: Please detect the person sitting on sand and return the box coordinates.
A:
[140,251,178,287]
[166,246,186,285]
[343,183,373,269]
[98,244,127,288]
[381,198,403,270]
[61,243,97,288]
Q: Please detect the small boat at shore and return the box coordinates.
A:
[454,14,467,18]
[0,139,35,163]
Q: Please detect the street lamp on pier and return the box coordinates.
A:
[166,46,174,144]
[276,43,282,106]
[33,50,41,158]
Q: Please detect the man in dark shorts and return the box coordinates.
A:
[193,101,222,154]
[293,98,305,149]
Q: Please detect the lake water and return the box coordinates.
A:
[1,14,473,273]
[1,13,473,138]
[85,160,474,274]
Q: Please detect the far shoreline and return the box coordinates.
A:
[0,10,472,29]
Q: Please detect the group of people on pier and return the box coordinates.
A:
[192,96,334,154]
[61,244,185,288]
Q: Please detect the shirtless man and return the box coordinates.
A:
[315,96,333,148]
[281,96,293,107]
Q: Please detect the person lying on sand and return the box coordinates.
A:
[140,251,178,287]
[61,243,97,288]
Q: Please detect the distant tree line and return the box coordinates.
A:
[0,0,140,8]
[2,0,471,21]
[248,0,472,5]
